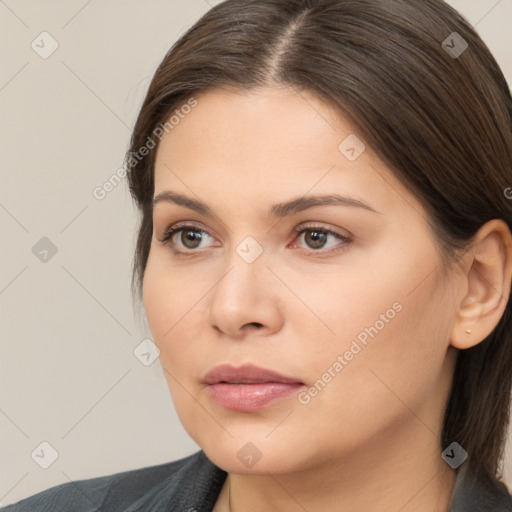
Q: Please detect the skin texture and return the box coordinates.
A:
[143,86,512,511]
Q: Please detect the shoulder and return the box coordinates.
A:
[1,450,227,512]
[449,464,512,512]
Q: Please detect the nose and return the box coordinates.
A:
[207,248,284,340]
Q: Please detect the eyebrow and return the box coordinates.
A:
[152,191,381,217]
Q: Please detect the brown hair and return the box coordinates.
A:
[125,0,512,483]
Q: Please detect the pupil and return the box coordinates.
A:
[306,230,327,249]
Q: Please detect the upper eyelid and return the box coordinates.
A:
[159,222,212,241]
[162,221,346,236]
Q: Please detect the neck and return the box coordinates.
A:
[223,419,457,512]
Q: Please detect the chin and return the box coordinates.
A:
[204,445,297,475]
[193,431,312,475]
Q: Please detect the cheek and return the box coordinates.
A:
[143,251,201,337]
[143,262,208,438]
[301,250,452,425]
[142,253,212,383]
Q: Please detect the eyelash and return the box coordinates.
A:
[158,222,352,257]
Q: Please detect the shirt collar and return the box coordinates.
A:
[448,463,512,511]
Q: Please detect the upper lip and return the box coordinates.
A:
[203,363,303,385]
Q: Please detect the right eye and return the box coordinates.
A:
[159,224,218,253]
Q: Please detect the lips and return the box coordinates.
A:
[203,363,304,411]
[203,363,303,385]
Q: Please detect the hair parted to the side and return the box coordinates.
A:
[125,0,512,484]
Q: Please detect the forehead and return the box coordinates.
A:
[154,86,350,169]
[152,86,426,220]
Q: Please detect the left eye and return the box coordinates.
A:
[292,227,348,251]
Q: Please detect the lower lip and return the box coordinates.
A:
[206,382,303,411]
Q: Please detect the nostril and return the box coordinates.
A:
[246,322,263,329]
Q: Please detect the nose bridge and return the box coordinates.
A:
[207,236,283,336]
[214,238,268,305]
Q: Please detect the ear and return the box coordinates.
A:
[450,219,512,349]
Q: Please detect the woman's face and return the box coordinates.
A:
[143,86,461,474]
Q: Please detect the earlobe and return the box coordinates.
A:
[450,220,512,350]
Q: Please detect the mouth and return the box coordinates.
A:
[203,363,305,411]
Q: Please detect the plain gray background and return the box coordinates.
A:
[1,0,511,506]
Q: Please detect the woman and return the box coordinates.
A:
[4,0,512,510]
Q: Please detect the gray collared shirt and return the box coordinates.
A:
[2,450,511,511]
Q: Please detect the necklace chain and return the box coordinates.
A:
[228,474,233,512]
